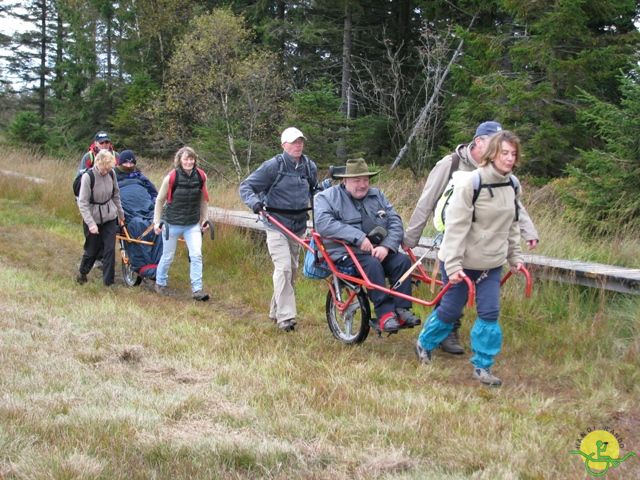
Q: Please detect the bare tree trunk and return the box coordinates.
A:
[106,11,112,105]
[390,14,477,170]
[158,32,165,86]
[220,91,241,178]
[340,1,352,118]
[39,0,47,124]
[54,10,63,100]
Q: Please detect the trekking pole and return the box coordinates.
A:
[429,233,443,293]
[392,249,431,290]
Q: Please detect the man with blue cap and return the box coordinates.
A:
[404,121,539,355]
[78,131,119,173]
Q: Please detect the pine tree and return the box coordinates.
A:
[562,73,640,234]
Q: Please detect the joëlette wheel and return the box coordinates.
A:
[122,261,142,287]
[326,281,370,344]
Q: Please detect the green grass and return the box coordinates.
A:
[1,148,639,479]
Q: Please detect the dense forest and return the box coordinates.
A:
[1,0,639,233]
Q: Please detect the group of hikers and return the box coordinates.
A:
[75,121,539,387]
[75,133,211,301]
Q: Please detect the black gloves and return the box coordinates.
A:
[252,202,265,214]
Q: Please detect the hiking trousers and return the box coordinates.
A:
[79,219,118,285]
[266,228,301,323]
[342,252,413,319]
[156,223,203,293]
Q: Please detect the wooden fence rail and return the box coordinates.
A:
[208,207,640,295]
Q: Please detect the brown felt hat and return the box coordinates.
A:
[332,158,379,178]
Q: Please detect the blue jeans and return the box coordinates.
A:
[156,223,203,292]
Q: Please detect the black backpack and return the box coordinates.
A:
[73,168,116,204]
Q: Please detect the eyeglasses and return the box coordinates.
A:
[98,140,110,145]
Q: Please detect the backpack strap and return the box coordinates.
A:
[89,169,116,205]
[265,155,286,199]
[264,155,314,214]
[471,172,520,222]
[447,152,460,180]
[167,167,208,204]
[86,170,96,203]
[509,175,520,221]
[167,169,178,204]
[195,167,209,202]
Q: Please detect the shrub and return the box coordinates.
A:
[7,111,48,146]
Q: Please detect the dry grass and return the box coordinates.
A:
[0,147,639,479]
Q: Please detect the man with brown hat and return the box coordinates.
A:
[314,158,421,333]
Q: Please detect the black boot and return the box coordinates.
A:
[441,319,464,354]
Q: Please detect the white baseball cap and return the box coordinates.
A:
[281,127,305,144]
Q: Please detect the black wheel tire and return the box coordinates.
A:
[122,261,142,287]
[326,282,371,344]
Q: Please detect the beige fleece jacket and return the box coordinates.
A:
[404,144,538,248]
[437,164,523,276]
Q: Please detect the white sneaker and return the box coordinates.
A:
[473,368,502,386]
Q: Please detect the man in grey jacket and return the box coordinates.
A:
[239,127,321,332]
[314,158,421,333]
[404,121,539,354]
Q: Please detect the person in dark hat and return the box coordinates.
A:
[404,120,539,355]
[314,158,421,333]
[115,150,158,212]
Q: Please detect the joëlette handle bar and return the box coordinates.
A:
[263,212,314,253]
[403,245,444,287]
[117,224,155,246]
[310,232,475,309]
[500,264,533,298]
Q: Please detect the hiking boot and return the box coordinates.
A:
[441,329,465,355]
[415,340,432,364]
[395,307,421,328]
[378,312,401,332]
[154,284,168,296]
[192,290,210,302]
[278,319,296,332]
[76,272,88,284]
[473,368,502,386]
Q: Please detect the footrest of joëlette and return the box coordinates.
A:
[369,319,399,337]
[369,318,419,337]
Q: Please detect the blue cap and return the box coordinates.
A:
[474,121,502,138]
[95,131,111,143]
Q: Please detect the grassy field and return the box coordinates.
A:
[0,148,639,479]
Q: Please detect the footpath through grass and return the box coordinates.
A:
[0,149,639,479]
